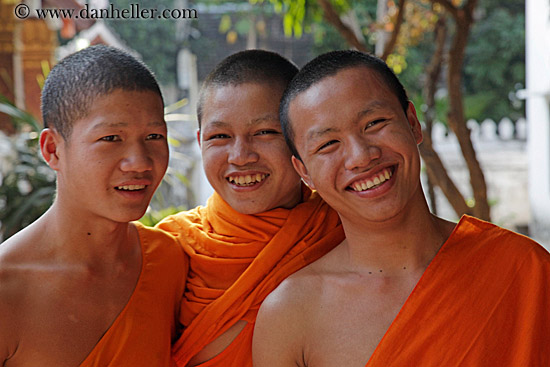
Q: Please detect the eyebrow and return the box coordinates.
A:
[204,114,279,130]
[306,101,389,140]
[307,127,341,140]
[249,113,279,125]
[91,121,165,130]
[356,101,387,120]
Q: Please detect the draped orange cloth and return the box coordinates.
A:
[156,187,344,366]
[365,216,550,366]
[81,222,187,367]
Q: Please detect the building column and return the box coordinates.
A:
[15,17,57,123]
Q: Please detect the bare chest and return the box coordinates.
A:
[302,276,418,367]
[6,268,140,367]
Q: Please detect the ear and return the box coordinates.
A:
[406,101,423,144]
[196,129,201,148]
[40,128,62,171]
[291,156,316,190]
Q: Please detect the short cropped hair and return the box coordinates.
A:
[41,45,162,140]
[280,50,409,161]
[197,49,298,129]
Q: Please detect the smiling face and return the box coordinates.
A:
[289,66,424,226]
[199,82,302,214]
[45,89,168,223]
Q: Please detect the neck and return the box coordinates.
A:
[39,202,136,266]
[337,197,455,276]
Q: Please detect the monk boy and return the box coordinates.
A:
[0,45,187,366]
[156,50,343,366]
[253,50,550,366]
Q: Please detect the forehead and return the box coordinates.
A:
[69,89,165,136]
[294,67,396,110]
[201,82,285,129]
[287,67,403,140]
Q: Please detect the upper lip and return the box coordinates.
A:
[344,164,396,190]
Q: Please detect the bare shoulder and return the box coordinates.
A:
[263,262,324,313]
[253,264,324,367]
[258,243,342,322]
[0,222,42,296]
[0,224,43,362]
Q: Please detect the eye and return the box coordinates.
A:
[317,140,339,152]
[207,133,230,140]
[365,119,386,129]
[146,133,165,140]
[255,129,280,136]
[100,135,120,142]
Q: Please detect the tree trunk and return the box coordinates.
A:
[381,0,407,61]
[317,0,369,52]
[422,16,447,215]
[445,2,491,220]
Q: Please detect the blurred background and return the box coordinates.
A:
[0,0,548,248]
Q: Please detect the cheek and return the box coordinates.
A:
[263,141,294,165]
[310,156,343,189]
[155,145,170,167]
[201,146,226,169]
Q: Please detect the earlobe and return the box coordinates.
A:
[291,156,316,190]
[40,128,61,170]
[407,102,423,144]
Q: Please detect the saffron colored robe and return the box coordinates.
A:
[156,188,344,366]
[80,222,187,367]
[366,215,550,366]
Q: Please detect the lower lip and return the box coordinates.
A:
[115,188,149,200]
[348,168,396,198]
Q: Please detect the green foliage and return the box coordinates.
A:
[255,0,525,122]
[0,95,42,132]
[464,3,525,121]
[308,0,377,55]
[0,96,56,241]
[0,133,56,240]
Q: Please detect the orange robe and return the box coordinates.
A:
[80,222,187,367]
[366,215,550,366]
[156,187,344,366]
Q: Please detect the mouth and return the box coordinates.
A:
[115,184,147,191]
[348,166,394,192]
[226,173,269,187]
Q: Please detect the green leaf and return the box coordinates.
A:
[283,13,294,36]
[219,14,232,33]
[0,97,42,132]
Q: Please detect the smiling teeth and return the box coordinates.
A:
[351,168,392,192]
[116,185,146,191]
[228,174,267,186]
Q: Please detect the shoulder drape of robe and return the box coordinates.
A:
[157,186,344,366]
[81,223,187,367]
[365,216,550,366]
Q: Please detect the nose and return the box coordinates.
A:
[344,137,381,171]
[120,142,154,173]
[227,137,259,166]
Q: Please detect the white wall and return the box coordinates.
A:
[525,0,550,248]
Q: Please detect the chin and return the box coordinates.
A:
[111,208,149,223]
[230,203,268,215]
